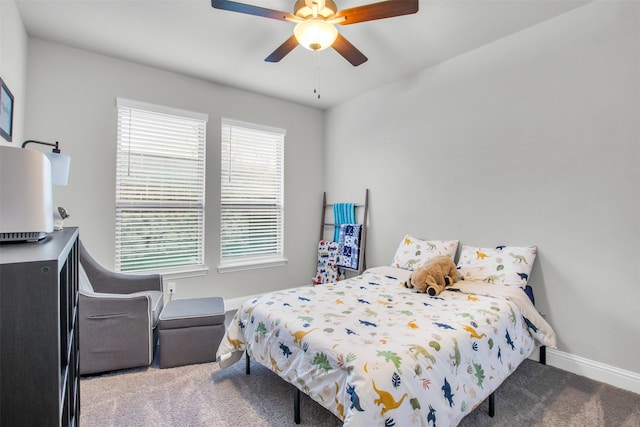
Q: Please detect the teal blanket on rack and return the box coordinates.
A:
[333,203,355,242]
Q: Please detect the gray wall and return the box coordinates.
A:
[0,0,28,145]
[24,39,325,300]
[325,1,639,373]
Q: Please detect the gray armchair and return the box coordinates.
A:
[78,240,164,375]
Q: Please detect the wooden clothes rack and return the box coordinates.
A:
[319,189,369,275]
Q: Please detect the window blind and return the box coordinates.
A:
[220,118,285,268]
[115,98,207,273]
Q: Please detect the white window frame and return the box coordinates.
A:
[115,98,208,277]
[218,117,286,273]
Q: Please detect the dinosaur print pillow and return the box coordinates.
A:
[456,245,537,287]
[390,234,458,270]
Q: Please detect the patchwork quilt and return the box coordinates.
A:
[336,224,362,270]
[217,267,556,426]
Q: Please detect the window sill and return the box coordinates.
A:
[157,265,209,280]
[217,258,288,273]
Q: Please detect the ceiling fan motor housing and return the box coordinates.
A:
[294,0,338,19]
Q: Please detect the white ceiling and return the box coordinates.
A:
[16,0,590,109]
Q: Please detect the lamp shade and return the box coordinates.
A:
[44,151,71,186]
[294,19,338,51]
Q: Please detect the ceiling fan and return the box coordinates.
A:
[211,0,419,66]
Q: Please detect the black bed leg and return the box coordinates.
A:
[245,351,250,375]
[540,345,547,365]
[488,392,495,417]
[293,388,301,424]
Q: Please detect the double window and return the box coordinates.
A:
[115,98,208,275]
[219,118,286,272]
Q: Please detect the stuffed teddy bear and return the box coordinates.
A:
[404,255,458,296]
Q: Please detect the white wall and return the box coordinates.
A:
[25,39,325,300]
[17,0,639,386]
[0,0,28,145]
[326,2,639,373]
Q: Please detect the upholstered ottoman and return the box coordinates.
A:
[157,297,226,368]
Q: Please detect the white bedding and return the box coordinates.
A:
[217,267,556,426]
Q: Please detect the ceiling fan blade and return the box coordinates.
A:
[332,33,368,66]
[265,35,299,63]
[336,0,418,25]
[211,0,295,21]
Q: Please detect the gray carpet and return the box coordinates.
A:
[80,355,640,426]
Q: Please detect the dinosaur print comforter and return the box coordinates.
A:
[217,266,556,426]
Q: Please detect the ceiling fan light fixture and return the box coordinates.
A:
[294,19,338,51]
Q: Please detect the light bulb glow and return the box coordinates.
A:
[294,19,338,51]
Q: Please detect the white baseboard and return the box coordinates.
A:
[544,348,640,395]
[226,296,640,395]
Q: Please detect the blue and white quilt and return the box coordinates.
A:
[217,266,556,426]
[336,224,362,270]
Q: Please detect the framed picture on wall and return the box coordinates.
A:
[0,78,15,142]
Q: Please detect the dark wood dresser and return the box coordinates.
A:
[1,227,80,426]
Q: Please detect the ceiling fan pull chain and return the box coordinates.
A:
[314,51,321,99]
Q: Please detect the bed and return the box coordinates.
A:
[217,239,557,426]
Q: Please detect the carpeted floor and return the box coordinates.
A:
[80,354,640,427]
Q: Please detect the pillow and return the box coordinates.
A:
[391,234,458,270]
[456,245,537,287]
